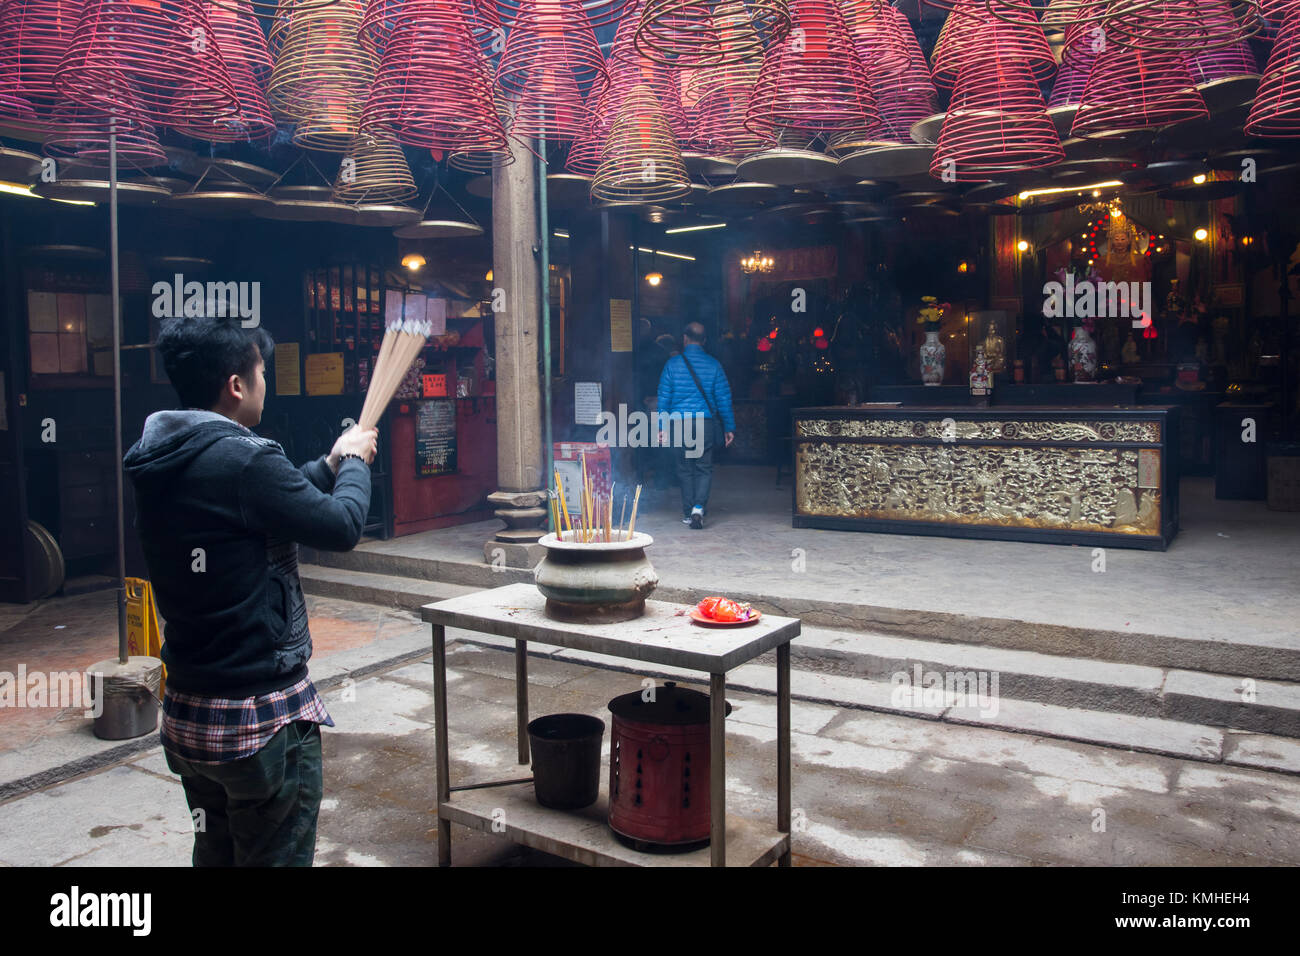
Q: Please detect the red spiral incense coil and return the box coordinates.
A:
[689,63,770,156]
[0,0,93,132]
[173,1,276,141]
[1053,19,1101,103]
[1100,0,1262,54]
[1246,6,1300,135]
[1071,44,1208,134]
[360,0,501,60]
[842,1,935,142]
[930,23,1063,181]
[746,0,877,137]
[497,0,633,28]
[635,0,793,68]
[496,0,608,144]
[931,0,1056,89]
[359,0,508,158]
[606,1,689,141]
[43,97,167,167]
[1261,0,1298,37]
[566,87,608,173]
[1184,35,1258,83]
[55,0,240,128]
[978,0,1109,26]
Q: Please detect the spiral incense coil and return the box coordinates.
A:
[1245,6,1300,135]
[173,1,276,141]
[213,0,343,18]
[269,0,376,151]
[55,0,240,128]
[567,88,611,173]
[360,0,508,160]
[844,1,934,142]
[332,133,416,201]
[590,84,691,203]
[360,0,501,60]
[43,99,167,168]
[497,0,634,28]
[496,0,608,144]
[931,0,1057,89]
[0,0,82,124]
[1185,35,1259,83]
[0,16,37,127]
[1071,45,1208,134]
[1260,0,1298,37]
[635,0,793,68]
[1047,56,1091,108]
[931,40,1064,181]
[1100,0,1263,54]
[605,1,691,142]
[690,72,770,157]
[1060,16,1107,71]
[980,0,1109,27]
[745,0,877,136]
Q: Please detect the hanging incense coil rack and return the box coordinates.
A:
[1099,0,1263,54]
[42,99,168,169]
[55,0,240,128]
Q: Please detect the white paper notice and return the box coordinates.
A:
[574,382,603,426]
[404,293,427,326]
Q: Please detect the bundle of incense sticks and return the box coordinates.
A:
[358,312,432,431]
[556,454,641,544]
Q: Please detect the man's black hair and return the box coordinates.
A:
[156,317,274,410]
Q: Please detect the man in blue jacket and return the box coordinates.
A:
[124,316,376,866]
[656,322,735,529]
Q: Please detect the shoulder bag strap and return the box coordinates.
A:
[680,352,721,423]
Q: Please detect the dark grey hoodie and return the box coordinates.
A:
[123,410,370,697]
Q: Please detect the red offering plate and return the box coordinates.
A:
[690,608,762,627]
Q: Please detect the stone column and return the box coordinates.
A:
[484,131,547,568]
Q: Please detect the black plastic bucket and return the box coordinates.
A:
[527,713,606,810]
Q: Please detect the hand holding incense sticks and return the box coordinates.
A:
[359,309,432,431]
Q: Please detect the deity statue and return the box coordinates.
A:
[982,318,1006,374]
[1096,214,1151,287]
[1122,333,1139,364]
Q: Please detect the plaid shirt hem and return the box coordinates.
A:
[161,675,334,764]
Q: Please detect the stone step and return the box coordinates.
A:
[299,564,480,612]
[300,544,1300,682]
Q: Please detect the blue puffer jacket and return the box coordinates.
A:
[656,343,736,432]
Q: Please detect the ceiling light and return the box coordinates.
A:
[402,253,426,271]
[633,246,695,261]
[665,222,727,234]
[1016,239,1030,252]
[1195,228,1208,241]
[645,271,662,286]
[1018,180,1123,200]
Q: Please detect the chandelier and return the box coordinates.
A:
[741,250,774,274]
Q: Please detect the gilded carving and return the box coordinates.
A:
[796,439,1162,536]
[796,418,1161,444]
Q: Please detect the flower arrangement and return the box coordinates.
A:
[917,295,951,329]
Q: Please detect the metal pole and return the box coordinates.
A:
[110,120,127,666]
[538,131,554,528]
[433,623,451,866]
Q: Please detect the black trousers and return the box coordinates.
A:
[675,421,717,517]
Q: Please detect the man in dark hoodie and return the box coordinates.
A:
[124,316,376,867]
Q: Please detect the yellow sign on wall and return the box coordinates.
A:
[305,352,344,396]
[275,342,301,396]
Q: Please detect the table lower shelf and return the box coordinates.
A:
[440,780,789,867]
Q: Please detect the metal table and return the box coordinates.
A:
[421,582,800,867]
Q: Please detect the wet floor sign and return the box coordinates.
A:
[125,577,165,696]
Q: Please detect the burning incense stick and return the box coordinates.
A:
[618,494,627,541]
[359,311,432,431]
[627,484,642,538]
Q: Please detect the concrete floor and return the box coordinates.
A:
[2,615,1299,867]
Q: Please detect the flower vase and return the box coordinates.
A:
[1070,327,1098,382]
[919,329,945,385]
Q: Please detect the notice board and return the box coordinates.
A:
[415,398,457,477]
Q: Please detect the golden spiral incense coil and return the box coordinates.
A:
[269,0,376,151]
[590,83,691,203]
[332,133,416,202]
[635,0,792,67]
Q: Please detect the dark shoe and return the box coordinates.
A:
[689,512,703,530]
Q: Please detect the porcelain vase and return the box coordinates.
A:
[920,329,945,386]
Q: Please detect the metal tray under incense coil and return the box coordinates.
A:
[32,179,172,205]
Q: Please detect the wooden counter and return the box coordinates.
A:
[792,405,1179,550]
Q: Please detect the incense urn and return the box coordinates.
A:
[534,532,658,623]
